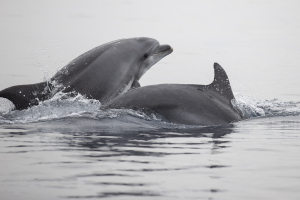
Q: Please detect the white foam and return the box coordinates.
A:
[1,89,300,125]
[0,92,102,123]
[0,97,15,113]
[234,92,300,118]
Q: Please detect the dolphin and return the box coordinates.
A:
[0,37,173,111]
[105,63,243,126]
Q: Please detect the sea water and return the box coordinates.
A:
[1,0,300,199]
[0,96,300,200]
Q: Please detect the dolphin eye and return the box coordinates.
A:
[143,53,149,59]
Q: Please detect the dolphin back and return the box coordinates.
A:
[105,63,242,126]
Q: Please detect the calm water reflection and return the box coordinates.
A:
[1,116,300,199]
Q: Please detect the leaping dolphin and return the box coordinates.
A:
[0,37,173,111]
[105,63,243,126]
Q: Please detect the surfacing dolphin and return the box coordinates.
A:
[105,63,243,126]
[0,37,173,111]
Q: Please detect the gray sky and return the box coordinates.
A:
[1,0,300,100]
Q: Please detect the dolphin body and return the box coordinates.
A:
[0,37,172,111]
[105,63,243,126]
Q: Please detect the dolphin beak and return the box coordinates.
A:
[136,44,173,81]
[153,44,173,57]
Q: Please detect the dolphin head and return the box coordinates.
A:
[96,37,172,86]
[133,37,173,81]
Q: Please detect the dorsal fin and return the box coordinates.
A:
[208,63,234,100]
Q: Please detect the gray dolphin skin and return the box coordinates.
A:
[105,63,243,126]
[0,37,173,110]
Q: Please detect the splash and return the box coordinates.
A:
[255,99,300,117]
[234,93,300,119]
[1,90,299,125]
[0,92,101,124]
[233,94,266,119]
[0,97,15,114]
[0,91,166,125]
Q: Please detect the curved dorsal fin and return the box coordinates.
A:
[208,63,234,100]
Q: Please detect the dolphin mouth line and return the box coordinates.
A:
[153,47,173,56]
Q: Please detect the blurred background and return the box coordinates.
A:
[0,0,299,101]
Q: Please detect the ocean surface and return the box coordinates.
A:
[1,0,300,199]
